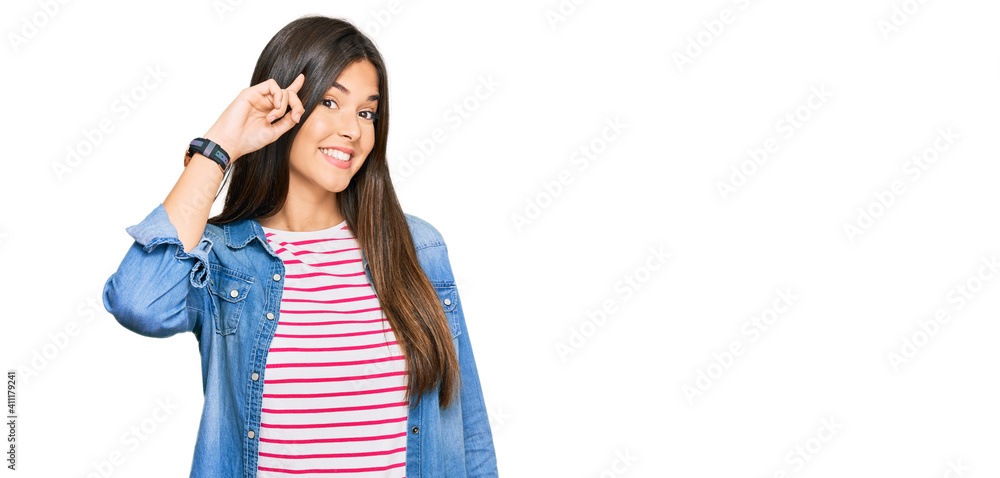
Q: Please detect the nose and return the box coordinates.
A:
[335,111,361,141]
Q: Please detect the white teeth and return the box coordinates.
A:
[320,148,350,161]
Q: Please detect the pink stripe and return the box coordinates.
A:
[272,235,353,247]
[261,416,407,429]
[279,306,381,315]
[269,341,397,353]
[279,317,386,326]
[265,355,404,369]
[265,371,406,384]
[282,258,361,267]
[271,246,359,257]
[280,294,375,305]
[273,328,391,339]
[257,461,405,474]
[285,271,367,279]
[284,283,369,292]
[259,431,407,444]
[259,446,406,459]
[264,386,408,399]
[263,401,408,414]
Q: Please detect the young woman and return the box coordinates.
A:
[102,15,498,478]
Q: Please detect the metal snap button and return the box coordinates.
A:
[251,372,259,381]
[266,313,274,320]
[443,298,451,306]
[411,426,419,434]
[230,289,239,298]
[273,274,281,281]
[247,430,255,439]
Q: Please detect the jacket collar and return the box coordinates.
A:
[223,218,263,250]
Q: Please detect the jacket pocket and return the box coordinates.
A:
[207,263,253,335]
[433,283,461,339]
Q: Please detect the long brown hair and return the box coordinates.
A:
[207,15,460,409]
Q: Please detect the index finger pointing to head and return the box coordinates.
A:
[287,73,305,93]
[287,85,305,122]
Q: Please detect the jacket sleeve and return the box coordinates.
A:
[102,202,214,338]
[438,244,499,476]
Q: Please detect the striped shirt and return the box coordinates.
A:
[256,219,408,477]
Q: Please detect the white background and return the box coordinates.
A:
[2,0,999,476]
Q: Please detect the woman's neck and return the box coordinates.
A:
[258,194,344,232]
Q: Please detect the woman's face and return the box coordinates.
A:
[287,59,380,197]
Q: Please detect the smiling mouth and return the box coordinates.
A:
[319,147,352,162]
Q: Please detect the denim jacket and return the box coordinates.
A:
[102,203,498,477]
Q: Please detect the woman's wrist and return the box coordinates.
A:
[202,130,242,162]
[186,149,226,177]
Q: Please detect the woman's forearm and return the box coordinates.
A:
[162,145,228,253]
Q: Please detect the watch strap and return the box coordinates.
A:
[184,137,231,172]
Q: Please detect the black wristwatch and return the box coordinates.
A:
[184,137,231,172]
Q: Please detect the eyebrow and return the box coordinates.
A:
[330,82,379,102]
